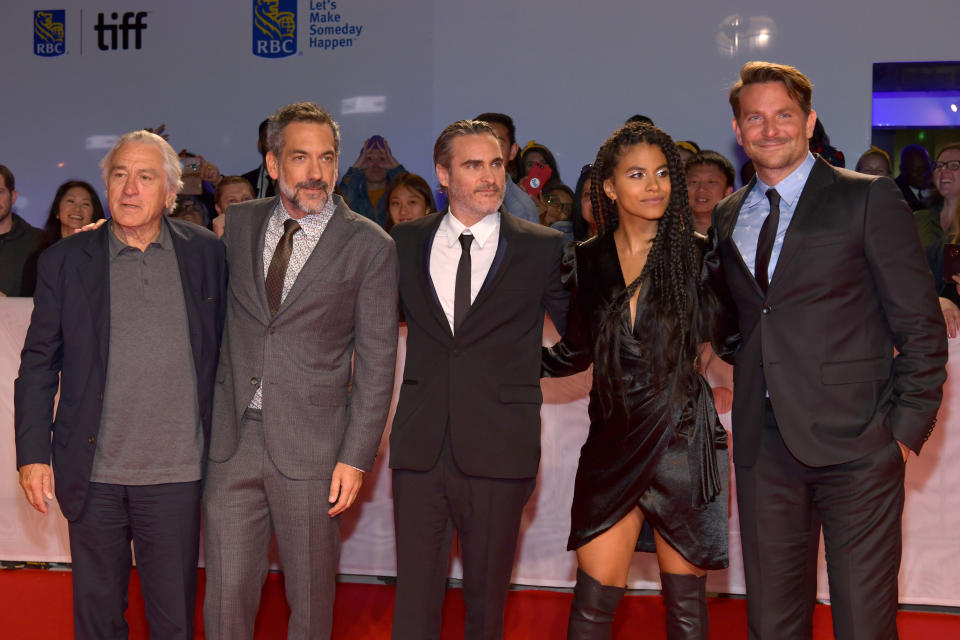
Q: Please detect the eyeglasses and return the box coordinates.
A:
[933,160,960,171]
[545,195,572,212]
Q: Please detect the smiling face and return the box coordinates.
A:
[436,133,505,224]
[388,184,430,225]
[267,121,339,218]
[106,142,176,233]
[733,81,816,185]
[57,185,96,235]
[686,163,733,221]
[934,148,960,201]
[603,143,671,224]
[215,182,254,215]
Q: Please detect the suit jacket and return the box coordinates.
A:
[894,173,931,212]
[14,218,227,521]
[389,210,569,479]
[209,195,397,478]
[710,157,947,468]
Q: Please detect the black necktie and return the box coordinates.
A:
[265,218,300,316]
[755,188,781,292]
[454,232,473,333]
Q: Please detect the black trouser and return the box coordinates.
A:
[736,402,905,640]
[391,434,536,640]
[68,480,202,640]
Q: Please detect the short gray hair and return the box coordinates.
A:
[100,130,183,195]
[266,102,341,157]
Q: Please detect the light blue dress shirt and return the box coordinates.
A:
[732,152,817,283]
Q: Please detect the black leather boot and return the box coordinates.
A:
[660,572,709,640]
[566,568,626,639]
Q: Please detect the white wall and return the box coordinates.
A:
[2,0,958,227]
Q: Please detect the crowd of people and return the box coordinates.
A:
[2,59,955,640]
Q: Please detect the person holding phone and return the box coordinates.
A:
[543,123,728,639]
[338,135,407,227]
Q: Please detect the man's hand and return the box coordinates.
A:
[352,139,374,170]
[897,441,911,462]
[327,462,364,517]
[73,218,107,234]
[382,139,400,170]
[19,463,54,514]
[212,214,226,238]
[940,297,960,338]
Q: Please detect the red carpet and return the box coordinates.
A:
[0,569,957,638]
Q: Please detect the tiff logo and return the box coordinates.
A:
[95,11,147,50]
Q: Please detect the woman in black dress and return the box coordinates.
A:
[543,123,728,639]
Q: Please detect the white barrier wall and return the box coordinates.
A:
[3,301,959,606]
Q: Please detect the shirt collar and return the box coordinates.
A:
[108,217,171,257]
[441,209,500,249]
[745,152,817,209]
[273,194,336,238]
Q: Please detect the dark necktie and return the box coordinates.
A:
[454,232,473,333]
[265,218,300,316]
[755,188,781,292]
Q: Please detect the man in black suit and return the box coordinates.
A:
[15,130,226,639]
[710,61,947,639]
[894,144,935,211]
[389,120,568,639]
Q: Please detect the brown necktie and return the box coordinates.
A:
[265,218,300,316]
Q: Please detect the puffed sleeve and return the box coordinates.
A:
[542,243,594,377]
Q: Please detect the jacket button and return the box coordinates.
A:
[88,436,95,444]
[250,377,259,386]
[97,392,103,401]
[268,328,276,335]
[761,306,771,315]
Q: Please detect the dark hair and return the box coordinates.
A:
[730,61,813,119]
[571,164,594,241]
[0,164,14,191]
[267,102,341,157]
[625,114,654,126]
[41,180,105,247]
[685,150,736,189]
[475,112,516,146]
[214,175,255,207]
[171,194,210,227]
[740,159,756,187]
[901,144,931,164]
[384,173,437,231]
[433,120,497,169]
[519,143,562,187]
[589,123,709,421]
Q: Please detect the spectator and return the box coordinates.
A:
[169,194,210,228]
[809,118,845,167]
[895,144,936,211]
[855,146,893,178]
[20,180,105,296]
[625,114,654,126]
[385,173,436,232]
[241,118,278,198]
[676,140,700,164]
[572,164,598,241]
[686,150,735,234]
[0,164,42,297]
[917,144,960,326]
[475,112,540,223]
[211,175,255,237]
[519,140,563,191]
[338,135,407,227]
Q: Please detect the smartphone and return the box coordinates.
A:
[522,162,552,198]
[945,243,960,281]
[181,155,203,195]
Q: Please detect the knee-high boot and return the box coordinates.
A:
[660,572,709,640]
[566,568,626,640]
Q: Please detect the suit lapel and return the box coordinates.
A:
[467,211,515,317]
[419,213,451,337]
[247,198,274,322]
[168,219,203,375]
[717,182,763,297]
[77,225,112,374]
[768,158,834,291]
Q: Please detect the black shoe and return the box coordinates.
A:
[566,568,626,640]
[660,572,709,640]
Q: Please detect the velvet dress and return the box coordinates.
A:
[542,233,729,570]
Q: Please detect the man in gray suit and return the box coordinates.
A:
[203,102,398,640]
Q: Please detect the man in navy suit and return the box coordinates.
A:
[15,130,227,640]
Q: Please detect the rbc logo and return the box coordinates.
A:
[253,0,296,58]
[34,10,66,57]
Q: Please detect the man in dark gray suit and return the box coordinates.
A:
[203,102,398,640]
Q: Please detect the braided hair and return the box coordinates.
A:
[590,123,706,422]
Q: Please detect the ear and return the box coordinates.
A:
[603,178,617,201]
[266,151,281,181]
[805,109,817,140]
[436,164,450,190]
[11,190,18,206]
[724,185,734,197]
[732,117,743,147]
[215,203,224,216]
[508,142,519,163]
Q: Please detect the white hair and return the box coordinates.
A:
[99,130,183,195]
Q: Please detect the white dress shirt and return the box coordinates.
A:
[429,209,501,333]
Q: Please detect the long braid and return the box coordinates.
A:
[590,123,703,422]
